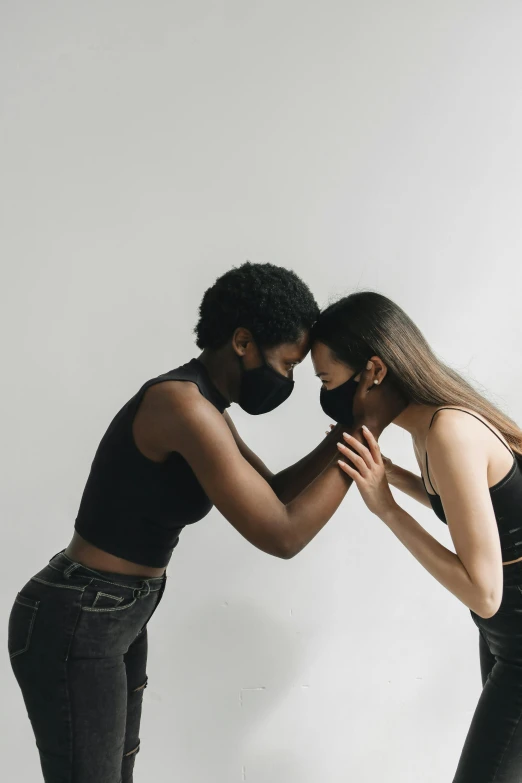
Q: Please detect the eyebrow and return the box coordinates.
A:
[315,372,328,378]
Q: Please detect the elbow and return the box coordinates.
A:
[475,604,500,620]
[476,601,501,620]
[271,532,302,560]
[473,589,502,619]
[273,540,300,560]
[264,514,303,559]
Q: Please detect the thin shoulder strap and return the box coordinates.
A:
[425,453,437,495]
[428,407,515,456]
[425,407,515,495]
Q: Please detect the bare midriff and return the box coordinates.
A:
[64,532,167,578]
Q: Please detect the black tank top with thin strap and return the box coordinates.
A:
[421,408,522,562]
[74,358,230,568]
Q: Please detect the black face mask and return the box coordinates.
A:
[319,366,365,427]
[238,350,294,415]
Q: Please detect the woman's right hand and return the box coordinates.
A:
[327,427,396,474]
[352,361,407,438]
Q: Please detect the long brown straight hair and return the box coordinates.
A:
[311,291,522,456]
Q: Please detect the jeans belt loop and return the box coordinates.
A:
[134,581,151,600]
[63,562,81,579]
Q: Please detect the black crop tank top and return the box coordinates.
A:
[421,408,522,562]
[74,358,230,568]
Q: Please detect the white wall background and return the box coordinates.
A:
[2,1,522,781]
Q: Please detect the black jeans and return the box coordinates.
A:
[453,560,522,782]
[7,550,166,783]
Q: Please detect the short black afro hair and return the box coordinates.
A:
[195,262,319,350]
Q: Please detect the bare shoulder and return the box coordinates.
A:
[134,380,226,459]
[147,378,203,407]
[427,408,486,448]
[424,411,490,495]
[146,380,225,426]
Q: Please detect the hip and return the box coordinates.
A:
[7,550,167,663]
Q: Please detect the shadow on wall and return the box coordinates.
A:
[145,598,308,781]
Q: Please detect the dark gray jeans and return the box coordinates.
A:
[8,550,166,782]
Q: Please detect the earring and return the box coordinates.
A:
[373,379,379,385]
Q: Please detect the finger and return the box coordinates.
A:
[337,459,361,485]
[337,442,369,475]
[362,425,383,466]
[355,360,375,396]
[342,432,373,469]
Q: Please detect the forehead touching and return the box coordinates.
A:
[312,340,355,378]
[310,341,359,389]
[311,341,352,376]
[265,331,311,364]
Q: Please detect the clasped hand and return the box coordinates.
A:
[337,427,397,518]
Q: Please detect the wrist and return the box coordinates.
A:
[379,500,401,525]
[325,423,344,447]
[385,463,400,485]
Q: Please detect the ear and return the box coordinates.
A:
[354,355,388,383]
[231,327,254,357]
[368,355,388,385]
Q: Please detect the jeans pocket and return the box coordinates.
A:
[82,586,137,613]
[8,594,40,659]
[91,591,125,610]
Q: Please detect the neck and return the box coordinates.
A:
[196,347,237,404]
[392,402,441,446]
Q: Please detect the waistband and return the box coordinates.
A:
[49,550,167,589]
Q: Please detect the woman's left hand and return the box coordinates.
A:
[337,426,398,518]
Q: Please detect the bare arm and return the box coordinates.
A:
[223,410,345,503]
[222,411,274,482]
[141,360,404,559]
[168,388,356,558]
[386,462,433,508]
[342,420,504,618]
[268,424,347,502]
[156,358,405,558]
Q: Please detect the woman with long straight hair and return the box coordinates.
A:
[311,291,522,783]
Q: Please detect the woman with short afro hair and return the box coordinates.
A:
[8,262,403,783]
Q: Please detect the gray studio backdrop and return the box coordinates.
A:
[2,1,522,781]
